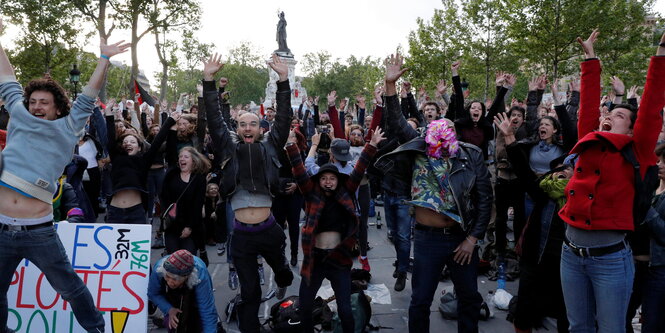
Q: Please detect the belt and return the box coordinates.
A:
[0,221,54,232]
[236,218,271,228]
[414,223,462,235]
[565,240,625,258]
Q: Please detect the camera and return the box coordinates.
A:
[316,125,330,134]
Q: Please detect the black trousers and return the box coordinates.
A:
[232,222,294,333]
[494,177,526,255]
[272,192,304,257]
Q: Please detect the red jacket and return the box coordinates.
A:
[559,57,665,231]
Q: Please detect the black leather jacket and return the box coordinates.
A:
[203,79,292,198]
[375,94,493,239]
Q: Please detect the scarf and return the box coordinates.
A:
[539,177,569,209]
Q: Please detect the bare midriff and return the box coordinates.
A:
[109,189,142,208]
[315,231,342,250]
[0,186,52,218]
[235,207,271,224]
[415,206,457,228]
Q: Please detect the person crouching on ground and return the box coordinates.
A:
[148,249,219,333]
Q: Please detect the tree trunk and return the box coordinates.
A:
[129,10,140,98]
[97,0,109,102]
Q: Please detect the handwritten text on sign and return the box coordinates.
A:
[7,223,151,333]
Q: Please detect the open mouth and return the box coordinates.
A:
[539,129,547,137]
[601,123,612,131]
[557,174,566,179]
[511,119,519,125]
[33,113,46,118]
[243,134,253,143]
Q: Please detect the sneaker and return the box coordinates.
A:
[228,269,239,291]
[394,271,407,292]
[359,256,371,272]
[217,243,226,256]
[258,265,265,285]
[276,286,287,300]
[151,235,165,249]
[290,254,298,267]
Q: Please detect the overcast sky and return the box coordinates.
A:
[3,0,665,88]
[109,0,445,82]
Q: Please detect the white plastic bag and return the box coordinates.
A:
[492,288,513,310]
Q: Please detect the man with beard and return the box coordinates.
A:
[202,53,294,333]
[376,54,492,333]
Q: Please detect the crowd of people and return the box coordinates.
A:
[0,15,664,333]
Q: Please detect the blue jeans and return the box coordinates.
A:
[642,265,665,333]
[560,242,634,333]
[0,225,105,332]
[409,228,482,333]
[299,249,353,333]
[383,193,411,273]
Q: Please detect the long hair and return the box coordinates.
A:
[177,114,197,141]
[179,146,211,174]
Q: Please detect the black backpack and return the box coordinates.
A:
[620,144,659,227]
[267,295,334,333]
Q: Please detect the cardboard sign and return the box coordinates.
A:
[7,223,151,333]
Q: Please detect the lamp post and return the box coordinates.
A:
[69,64,80,101]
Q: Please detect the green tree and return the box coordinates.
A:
[1,0,83,81]
[110,0,201,96]
[404,0,466,93]
[505,0,655,82]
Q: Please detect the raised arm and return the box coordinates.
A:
[384,53,418,143]
[447,61,464,121]
[267,54,292,149]
[285,130,314,193]
[633,32,665,168]
[486,73,515,120]
[576,29,602,138]
[202,53,232,159]
[326,91,345,138]
[345,128,382,192]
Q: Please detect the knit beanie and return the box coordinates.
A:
[163,249,194,276]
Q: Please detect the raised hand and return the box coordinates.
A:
[493,112,513,137]
[577,29,599,59]
[267,53,289,82]
[627,85,640,99]
[286,129,297,145]
[99,39,131,59]
[327,90,337,107]
[374,85,384,104]
[569,77,580,92]
[384,53,407,84]
[196,84,203,96]
[313,96,319,106]
[537,75,548,90]
[369,127,386,147]
[451,61,461,76]
[436,80,448,96]
[356,95,366,109]
[339,97,348,110]
[495,71,506,86]
[528,77,538,91]
[610,76,625,96]
[202,53,224,81]
[503,73,517,88]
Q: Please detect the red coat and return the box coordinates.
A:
[559,57,665,231]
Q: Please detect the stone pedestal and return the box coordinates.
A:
[264,53,307,108]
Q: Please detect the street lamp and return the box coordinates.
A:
[69,64,80,100]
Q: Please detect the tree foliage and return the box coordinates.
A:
[301,52,383,102]
[406,0,660,102]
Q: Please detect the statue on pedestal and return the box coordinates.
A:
[275,12,292,56]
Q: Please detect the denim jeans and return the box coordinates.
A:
[560,242,634,333]
[105,203,147,224]
[383,193,411,273]
[0,225,105,332]
[409,228,482,333]
[299,249,353,333]
[232,222,294,333]
[642,265,665,333]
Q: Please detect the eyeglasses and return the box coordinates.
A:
[350,132,363,137]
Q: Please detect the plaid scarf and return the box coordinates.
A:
[286,143,377,284]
